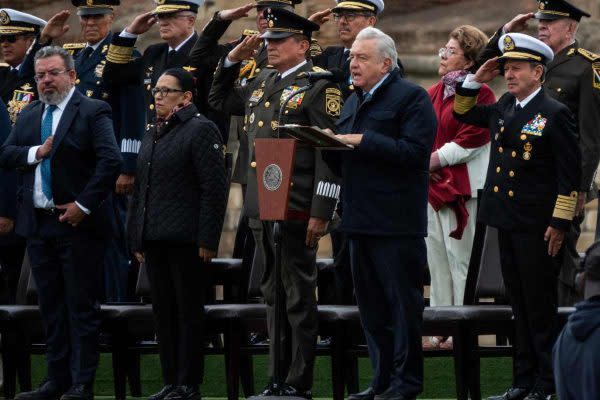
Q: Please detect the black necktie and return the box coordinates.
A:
[80,46,93,61]
[514,103,522,113]
[167,49,177,65]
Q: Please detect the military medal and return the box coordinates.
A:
[94,61,105,78]
[522,114,547,136]
[281,86,305,109]
[249,89,264,103]
[249,112,256,124]
[7,88,35,124]
[523,142,532,160]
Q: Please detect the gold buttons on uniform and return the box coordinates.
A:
[520,134,527,140]
[265,101,270,108]
[508,190,514,197]
[509,171,515,177]
[75,79,80,84]
[511,151,516,158]
[258,121,264,127]
[500,127,505,133]
[255,68,261,73]
[149,104,155,110]
[250,161,257,168]
[496,166,501,173]
[498,147,504,153]
[493,186,499,193]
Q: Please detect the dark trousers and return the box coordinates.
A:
[331,229,354,305]
[0,239,26,304]
[497,229,559,392]
[145,241,206,386]
[557,213,583,306]
[349,235,425,398]
[27,215,105,386]
[250,218,318,391]
[103,194,130,302]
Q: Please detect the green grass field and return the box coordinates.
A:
[26,354,513,399]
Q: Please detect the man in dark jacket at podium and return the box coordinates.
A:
[331,27,436,400]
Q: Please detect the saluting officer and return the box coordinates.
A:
[0,9,46,123]
[455,33,581,400]
[103,0,228,138]
[210,8,341,398]
[20,0,146,301]
[477,0,600,306]
[190,0,302,292]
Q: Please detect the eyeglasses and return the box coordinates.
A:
[333,12,372,22]
[151,87,185,97]
[438,47,464,59]
[34,69,71,82]
[0,35,18,44]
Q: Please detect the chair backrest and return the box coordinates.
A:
[463,192,507,304]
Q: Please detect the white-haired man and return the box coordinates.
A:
[330,27,436,400]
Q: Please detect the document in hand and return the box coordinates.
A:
[279,124,354,150]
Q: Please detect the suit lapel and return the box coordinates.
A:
[51,91,82,156]
[30,102,44,145]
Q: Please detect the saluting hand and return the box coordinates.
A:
[40,10,71,44]
[544,226,565,257]
[126,12,157,35]
[504,13,535,33]
[227,34,262,63]
[309,9,333,25]
[218,4,255,21]
[473,57,501,84]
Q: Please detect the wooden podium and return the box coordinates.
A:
[251,128,351,398]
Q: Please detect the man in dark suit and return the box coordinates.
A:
[22,0,146,302]
[0,9,46,123]
[0,46,122,400]
[454,33,581,400]
[476,0,600,307]
[210,9,341,397]
[329,27,436,400]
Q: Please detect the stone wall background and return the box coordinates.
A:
[5,0,600,254]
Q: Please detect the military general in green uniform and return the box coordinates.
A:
[209,8,341,398]
[477,0,600,306]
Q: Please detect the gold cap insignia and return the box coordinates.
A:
[0,10,10,25]
[268,19,274,28]
[183,66,197,72]
[503,35,516,52]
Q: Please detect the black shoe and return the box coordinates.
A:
[163,385,201,400]
[60,384,93,400]
[258,382,279,396]
[374,387,409,400]
[523,389,553,400]
[488,387,530,400]
[16,380,68,400]
[148,385,176,400]
[280,384,312,399]
[349,387,376,400]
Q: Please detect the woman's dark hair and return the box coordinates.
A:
[161,68,196,99]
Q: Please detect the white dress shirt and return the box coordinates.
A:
[27,87,90,214]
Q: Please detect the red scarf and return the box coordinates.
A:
[427,74,491,239]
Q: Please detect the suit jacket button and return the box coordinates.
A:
[251,161,257,168]
[493,186,499,193]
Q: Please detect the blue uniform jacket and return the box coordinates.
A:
[331,68,437,236]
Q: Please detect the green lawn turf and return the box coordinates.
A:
[28,355,512,399]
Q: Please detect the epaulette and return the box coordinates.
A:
[242,29,259,37]
[62,43,86,50]
[310,39,323,58]
[312,66,326,72]
[577,48,600,62]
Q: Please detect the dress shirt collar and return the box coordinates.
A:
[169,31,196,52]
[368,72,390,96]
[280,60,308,80]
[86,36,107,52]
[516,86,542,108]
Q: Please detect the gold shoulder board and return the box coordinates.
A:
[63,43,87,50]
[577,48,600,62]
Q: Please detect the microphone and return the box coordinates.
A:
[297,68,346,83]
